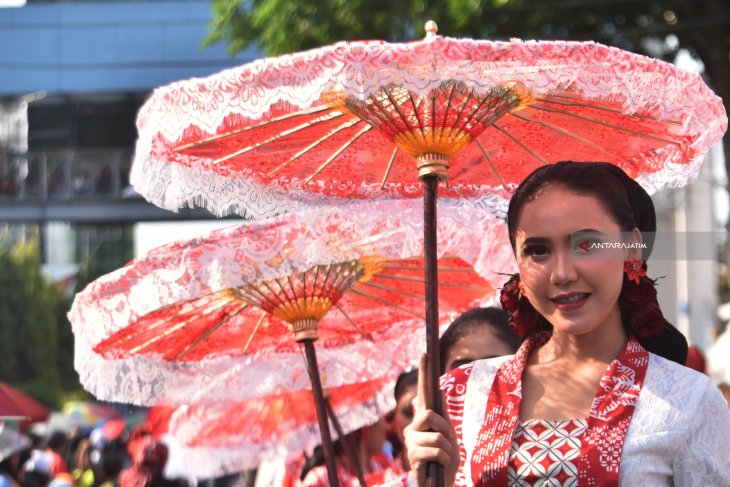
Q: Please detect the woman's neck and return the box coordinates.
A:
[532,307,628,366]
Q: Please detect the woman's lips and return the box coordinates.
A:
[550,292,590,311]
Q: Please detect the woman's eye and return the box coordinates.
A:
[401,404,414,420]
[523,244,549,258]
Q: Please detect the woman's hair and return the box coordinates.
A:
[507,161,654,257]
[44,431,68,452]
[393,369,418,403]
[505,161,687,364]
[439,307,519,373]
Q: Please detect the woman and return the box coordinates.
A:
[300,418,392,487]
[439,307,518,374]
[367,308,518,486]
[405,162,730,486]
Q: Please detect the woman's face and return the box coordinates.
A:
[514,185,635,337]
[443,328,515,372]
[393,384,417,443]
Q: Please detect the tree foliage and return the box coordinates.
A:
[0,240,69,408]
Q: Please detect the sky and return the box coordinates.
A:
[134,220,238,258]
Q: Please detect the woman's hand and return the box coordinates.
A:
[404,355,460,487]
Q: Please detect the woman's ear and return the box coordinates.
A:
[625,227,644,261]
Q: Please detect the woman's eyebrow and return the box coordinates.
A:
[573,228,606,235]
[521,237,549,246]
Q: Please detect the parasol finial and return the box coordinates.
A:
[424,20,438,39]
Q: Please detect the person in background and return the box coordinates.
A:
[118,436,171,487]
[0,427,30,487]
[300,418,391,487]
[439,307,519,374]
[366,307,519,486]
[43,432,69,475]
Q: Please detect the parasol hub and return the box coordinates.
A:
[393,127,471,160]
[292,317,320,342]
[344,81,523,181]
[416,153,451,180]
[273,296,334,325]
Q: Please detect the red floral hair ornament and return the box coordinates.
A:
[624,259,647,285]
[499,273,542,338]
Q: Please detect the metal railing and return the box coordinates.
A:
[0,148,234,222]
[1,148,134,200]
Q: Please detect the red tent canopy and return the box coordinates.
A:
[0,387,27,420]
[0,383,50,430]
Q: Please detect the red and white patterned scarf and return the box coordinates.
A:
[471,332,649,486]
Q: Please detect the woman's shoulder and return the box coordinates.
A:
[637,352,722,425]
[644,351,714,395]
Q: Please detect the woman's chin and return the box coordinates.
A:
[548,318,600,337]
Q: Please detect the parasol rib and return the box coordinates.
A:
[538,95,683,125]
[408,92,427,139]
[287,275,300,307]
[127,299,234,354]
[265,118,363,177]
[383,88,418,134]
[531,104,683,145]
[303,126,372,184]
[349,288,424,319]
[382,264,475,273]
[237,281,287,310]
[380,147,398,189]
[464,88,508,128]
[261,280,294,309]
[173,105,335,150]
[319,264,336,305]
[375,273,491,290]
[213,111,346,164]
[359,280,425,301]
[97,294,231,353]
[430,87,437,135]
[301,270,307,307]
[453,86,478,133]
[243,312,268,354]
[173,302,249,362]
[475,140,507,189]
[366,95,420,146]
[492,123,548,165]
[440,83,458,139]
[509,111,633,164]
[333,304,368,340]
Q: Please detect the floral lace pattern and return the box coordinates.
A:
[131,36,726,218]
[165,379,395,474]
[70,199,516,405]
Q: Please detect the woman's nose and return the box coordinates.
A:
[550,247,578,285]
